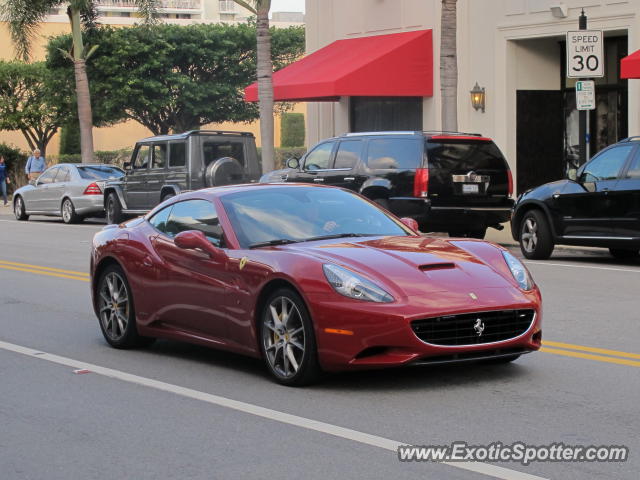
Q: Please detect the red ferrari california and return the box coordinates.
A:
[90,184,542,385]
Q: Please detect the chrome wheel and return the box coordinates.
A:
[62,199,73,223]
[262,296,306,379]
[14,197,22,219]
[521,217,538,253]
[98,272,130,341]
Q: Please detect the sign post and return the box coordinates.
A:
[566,10,603,166]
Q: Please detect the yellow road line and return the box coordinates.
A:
[543,340,640,360]
[0,264,89,282]
[0,260,89,277]
[540,347,640,368]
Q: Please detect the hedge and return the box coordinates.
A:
[280,113,305,147]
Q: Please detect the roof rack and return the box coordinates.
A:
[422,131,483,137]
[185,130,253,136]
[342,131,419,137]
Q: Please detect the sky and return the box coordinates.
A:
[271,0,306,13]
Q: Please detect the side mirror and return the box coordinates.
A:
[400,217,419,232]
[286,158,300,169]
[174,230,226,262]
[567,169,577,181]
[29,179,37,186]
[123,161,131,170]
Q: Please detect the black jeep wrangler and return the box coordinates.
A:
[104,130,261,224]
[261,131,514,238]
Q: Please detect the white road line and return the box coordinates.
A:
[523,261,640,274]
[0,339,548,480]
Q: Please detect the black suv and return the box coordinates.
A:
[512,137,640,259]
[261,131,514,238]
[104,130,261,224]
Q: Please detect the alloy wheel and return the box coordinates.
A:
[98,272,130,341]
[62,200,73,223]
[521,217,538,253]
[262,296,306,379]
[14,198,22,219]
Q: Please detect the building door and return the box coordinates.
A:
[350,97,423,132]
[516,90,564,195]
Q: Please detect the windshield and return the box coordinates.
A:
[77,166,124,180]
[220,187,409,249]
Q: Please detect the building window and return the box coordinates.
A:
[350,97,423,133]
[219,0,235,13]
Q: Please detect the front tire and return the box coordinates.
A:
[259,288,320,386]
[105,193,123,225]
[14,196,29,221]
[61,198,82,224]
[96,264,153,349]
[519,210,554,260]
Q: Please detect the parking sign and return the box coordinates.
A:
[566,30,604,78]
[576,80,595,110]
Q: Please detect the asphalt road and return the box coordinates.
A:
[1,211,639,480]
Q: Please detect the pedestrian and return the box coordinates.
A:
[0,155,8,205]
[25,149,47,181]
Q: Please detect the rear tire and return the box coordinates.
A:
[161,192,175,203]
[61,198,82,224]
[14,196,29,221]
[105,193,123,225]
[96,264,154,349]
[609,248,640,259]
[519,210,554,260]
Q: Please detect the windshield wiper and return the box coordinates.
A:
[249,238,300,249]
[303,233,369,242]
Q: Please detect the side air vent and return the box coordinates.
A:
[419,263,456,271]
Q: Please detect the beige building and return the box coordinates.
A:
[0,1,305,155]
[294,0,639,198]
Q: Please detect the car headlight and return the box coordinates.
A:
[323,264,394,303]
[502,251,534,290]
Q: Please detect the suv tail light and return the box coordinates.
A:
[413,168,429,198]
[83,182,102,195]
[507,169,513,197]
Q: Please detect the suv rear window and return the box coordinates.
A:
[426,139,507,171]
[366,138,421,170]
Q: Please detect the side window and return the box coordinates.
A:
[334,140,363,169]
[133,145,151,170]
[304,142,334,170]
[37,167,59,185]
[57,166,71,182]
[165,200,224,247]
[366,138,421,170]
[152,144,167,169]
[148,205,173,233]
[581,145,634,182]
[169,142,186,167]
[624,150,640,179]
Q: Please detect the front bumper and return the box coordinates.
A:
[307,286,542,372]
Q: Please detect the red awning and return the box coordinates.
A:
[244,29,433,102]
[621,49,640,79]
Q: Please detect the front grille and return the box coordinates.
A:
[411,309,535,346]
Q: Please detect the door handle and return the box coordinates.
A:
[343,177,355,181]
[313,178,324,183]
[602,188,609,194]
[142,256,153,268]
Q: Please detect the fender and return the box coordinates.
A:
[512,199,559,241]
[103,184,128,210]
[359,177,392,199]
[158,184,182,203]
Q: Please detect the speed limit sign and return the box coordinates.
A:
[566,30,604,78]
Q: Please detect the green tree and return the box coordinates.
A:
[233,0,275,174]
[1,0,159,163]
[0,61,71,156]
[440,0,458,131]
[46,23,305,135]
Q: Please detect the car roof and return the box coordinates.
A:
[316,131,490,142]
[176,183,339,200]
[137,130,255,143]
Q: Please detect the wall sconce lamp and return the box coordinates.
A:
[470,82,485,113]
[550,4,568,18]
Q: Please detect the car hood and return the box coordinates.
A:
[286,236,517,296]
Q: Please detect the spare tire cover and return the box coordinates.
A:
[205,157,246,187]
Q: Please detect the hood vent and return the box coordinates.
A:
[419,263,456,271]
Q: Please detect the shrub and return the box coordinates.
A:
[59,120,81,155]
[280,113,305,147]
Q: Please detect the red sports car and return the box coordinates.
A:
[90,184,542,386]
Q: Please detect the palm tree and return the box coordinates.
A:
[1,0,158,163]
[440,0,458,131]
[233,0,275,174]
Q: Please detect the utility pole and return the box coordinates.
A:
[578,9,588,165]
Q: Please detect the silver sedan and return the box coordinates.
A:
[12,163,124,224]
